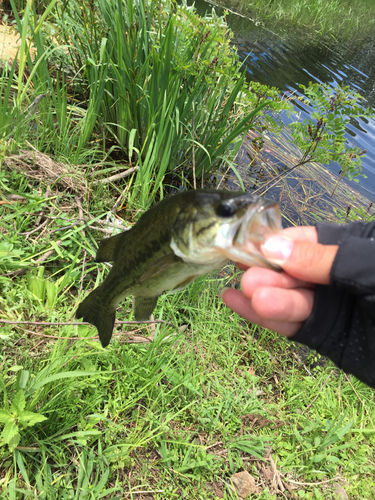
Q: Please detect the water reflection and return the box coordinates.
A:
[193,0,375,199]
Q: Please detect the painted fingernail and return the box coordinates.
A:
[261,235,294,262]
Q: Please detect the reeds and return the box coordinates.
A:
[52,0,274,207]
[2,0,283,207]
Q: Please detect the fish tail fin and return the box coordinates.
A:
[76,290,115,348]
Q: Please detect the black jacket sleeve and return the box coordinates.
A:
[291,221,375,388]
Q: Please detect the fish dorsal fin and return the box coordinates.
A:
[139,253,183,283]
[96,232,127,262]
[133,296,159,321]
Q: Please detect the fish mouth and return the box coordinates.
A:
[228,200,282,271]
[171,194,283,271]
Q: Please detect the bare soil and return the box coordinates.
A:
[0,24,22,62]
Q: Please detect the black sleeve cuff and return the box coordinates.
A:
[331,235,375,295]
[317,221,375,245]
[291,284,351,369]
[288,220,375,388]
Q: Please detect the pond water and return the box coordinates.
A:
[193,0,375,203]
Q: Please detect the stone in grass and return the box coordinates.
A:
[333,483,349,500]
[230,471,258,497]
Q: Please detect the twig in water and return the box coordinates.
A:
[254,130,323,196]
[254,160,309,196]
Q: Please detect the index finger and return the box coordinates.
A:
[280,226,318,243]
[236,226,318,272]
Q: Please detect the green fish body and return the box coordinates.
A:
[76,190,282,347]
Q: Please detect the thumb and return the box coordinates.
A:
[261,235,338,285]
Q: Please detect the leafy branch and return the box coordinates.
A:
[257,82,374,195]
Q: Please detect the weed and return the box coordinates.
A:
[0,1,374,498]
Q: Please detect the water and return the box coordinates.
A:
[193,0,375,202]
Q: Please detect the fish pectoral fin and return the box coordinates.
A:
[96,232,127,262]
[139,253,183,283]
[169,275,199,293]
[133,296,159,321]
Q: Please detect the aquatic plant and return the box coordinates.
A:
[256,82,374,197]
[289,83,373,183]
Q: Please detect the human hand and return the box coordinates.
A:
[222,226,339,337]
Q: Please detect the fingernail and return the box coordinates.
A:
[219,287,230,299]
[261,235,294,262]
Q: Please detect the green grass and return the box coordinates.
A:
[2,0,290,208]
[49,0,287,206]
[0,169,375,499]
[1,0,375,497]
[216,0,375,42]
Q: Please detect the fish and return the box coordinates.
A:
[76,189,282,347]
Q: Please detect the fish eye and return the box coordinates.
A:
[216,201,236,218]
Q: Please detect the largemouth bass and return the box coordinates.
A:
[76,190,282,347]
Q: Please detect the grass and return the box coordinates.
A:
[1,157,375,499]
[211,0,375,43]
[1,0,375,498]
[46,0,288,207]
[1,0,290,208]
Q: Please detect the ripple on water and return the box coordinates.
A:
[193,0,375,200]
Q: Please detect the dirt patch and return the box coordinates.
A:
[0,24,22,62]
[4,149,87,193]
